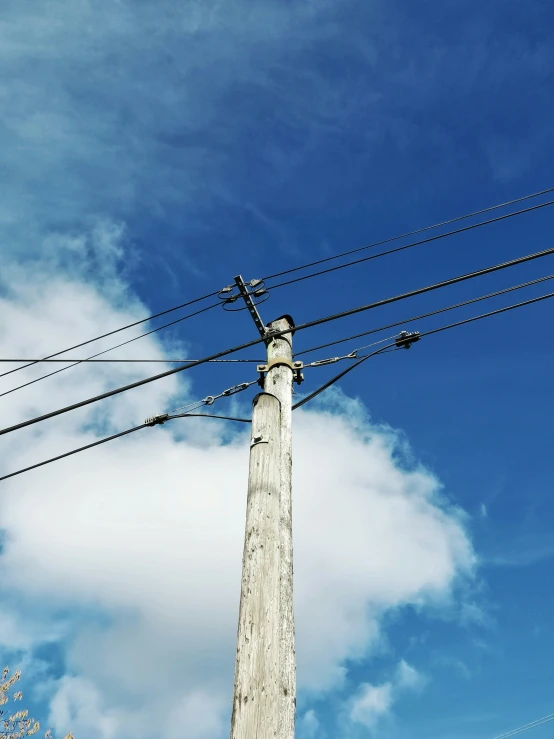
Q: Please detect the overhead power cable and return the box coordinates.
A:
[420,289,554,339]
[292,289,554,411]
[262,185,554,281]
[292,343,396,410]
[1,244,554,438]
[0,423,150,483]
[5,185,552,385]
[0,302,219,400]
[493,713,554,739]
[0,358,263,364]
[295,272,554,357]
[0,382,255,482]
[176,413,250,423]
[0,290,221,381]
[3,288,554,482]
[0,413,252,483]
[268,198,554,291]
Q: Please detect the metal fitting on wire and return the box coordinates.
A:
[307,357,340,367]
[144,413,169,426]
[395,330,421,349]
[222,382,252,397]
[147,380,257,426]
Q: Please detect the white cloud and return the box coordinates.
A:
[299,709,320,739]
[0,229,475,738]
[350,682,393,729]
[50,677,118,739]
[396,659,427,691]
[349,660,426,730]
[166,690,227,739]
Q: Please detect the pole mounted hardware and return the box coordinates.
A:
[256,359,304,388]
[218,276,271,335]
[233,274,268,338]
[395,330,421,349]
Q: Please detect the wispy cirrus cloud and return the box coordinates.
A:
[3,0,552,276]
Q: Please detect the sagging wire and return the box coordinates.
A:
[145,380,259,426]
[300,334,400,370]
[292,331,420,411]
[0,379,258,482]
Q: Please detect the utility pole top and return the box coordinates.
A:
[234,275,268,339]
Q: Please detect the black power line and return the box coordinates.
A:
[0,302,220,400]
[0,358,263,364]
[0,290,221,381]
[293,290,554,411]
[0,423,149,482]
[263,185,554,281]
[290,245,554,334]
[420,290,554,339]
[176,413,251,423]
[1,244,554,438]
[5,185,552,386]
[3,288,554,483]
[292,343,396,410]
[268,198,554,291]
[295,273,554,357]
[0,414,251,483]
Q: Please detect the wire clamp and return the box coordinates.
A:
[395,330,421,349]
[144,413,169,426]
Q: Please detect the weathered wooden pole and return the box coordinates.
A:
[265,316,296,739]
[230,391,282,738]
[229,279,297,739]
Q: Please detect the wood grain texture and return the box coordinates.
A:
[231,392,282,739]
[266,317,296,739]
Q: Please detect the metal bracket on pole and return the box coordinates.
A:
[234,274,268,339]
[256,359,304,388]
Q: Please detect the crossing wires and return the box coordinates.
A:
[262,187,554,286]
[2,285,554,482]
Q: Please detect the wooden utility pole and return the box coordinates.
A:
[265,316,296,739]
[230,275,297,739]
[230,391,282,737]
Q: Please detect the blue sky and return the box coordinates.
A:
[1,1,554,738]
